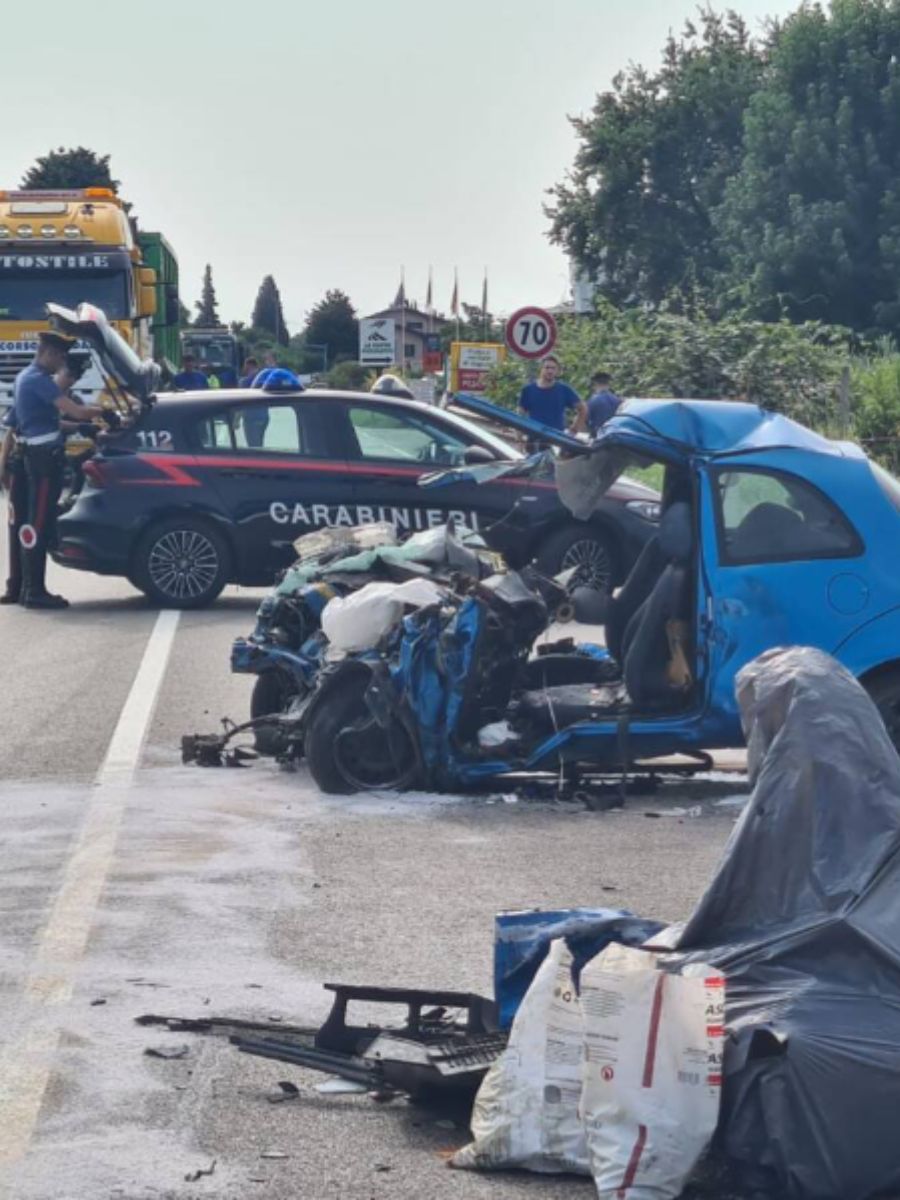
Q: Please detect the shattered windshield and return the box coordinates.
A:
[555,447,652,519]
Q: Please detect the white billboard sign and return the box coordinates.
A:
[359,317,395,365]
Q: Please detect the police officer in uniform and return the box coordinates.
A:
[12,332,107,609]
[0,405,28,604]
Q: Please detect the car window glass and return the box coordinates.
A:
[195,414,234,450]
[347,405,470,466]
[232,404,300,453]
[715,469,860,563]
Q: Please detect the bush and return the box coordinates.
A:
[852,346,900,472]
[325,361,373,391]
[484,301,851,429]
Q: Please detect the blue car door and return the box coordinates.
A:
[699,459,868,733]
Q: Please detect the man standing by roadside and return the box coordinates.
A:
[173,354,208,390]
[239,357,260,387]
[12,332,107,609]
[584,370,621,436]
[518,355,585,444]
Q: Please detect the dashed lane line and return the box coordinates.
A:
[0,608,181,1178]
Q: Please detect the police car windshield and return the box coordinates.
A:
[0,273,130,320]
[434,407,522,460]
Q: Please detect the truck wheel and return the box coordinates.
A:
[536,525,618,592]
[306,677,419,795]
[865,672,900,757]
[132,517,230,609]
[251,670,301,756]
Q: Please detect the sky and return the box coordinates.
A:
[0,0,800,334]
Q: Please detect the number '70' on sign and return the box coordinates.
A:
[505,306,558,359]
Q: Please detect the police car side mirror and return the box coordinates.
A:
[464,445,496,466]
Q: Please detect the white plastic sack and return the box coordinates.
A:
[580,944,724,1200]
[451,939,590,1175]
[321,579,444,654]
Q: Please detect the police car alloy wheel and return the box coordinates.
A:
[536,526,618,593]
[133,517,230,609]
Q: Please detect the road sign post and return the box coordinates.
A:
[505,306,558,360]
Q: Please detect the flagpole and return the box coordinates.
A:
[483,265,488,341]
[400,264,405,376]
[454,267,460,343]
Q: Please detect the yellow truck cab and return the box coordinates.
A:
[0,188,158,420]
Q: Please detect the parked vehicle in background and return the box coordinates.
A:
[0,188,175,417]
[179,326,242,387]
[136,231,180,377]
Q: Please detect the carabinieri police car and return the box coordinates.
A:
[47,304,660,608]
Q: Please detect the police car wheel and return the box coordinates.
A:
[307,677,419,795]
[251,670,301,756]
[133,518,230,609]
[536,525,618,593]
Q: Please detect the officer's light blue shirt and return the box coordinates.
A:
[13,363,62,442]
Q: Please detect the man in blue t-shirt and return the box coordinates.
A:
[586,371,621,436]
[239,357,260,388]
[518,355,585,436]
[173,355,209,390]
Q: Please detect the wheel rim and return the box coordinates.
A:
[560,538,613,590]
[148,529,219,600]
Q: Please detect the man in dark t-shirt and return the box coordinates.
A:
[517,355,585,433]
[173,355,209,390]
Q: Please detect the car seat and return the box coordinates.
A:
[620,502,694,708]
[729,502,805,560]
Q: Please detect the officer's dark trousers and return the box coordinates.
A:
[4,451,27,598]
[22,444,64,598]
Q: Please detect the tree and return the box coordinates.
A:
[713,0,900,336]
[251,275,289,345]
[194,264,220,326]
[547,10,764,308]
[178,301,193,329]
[302,289,358,363]
[21,146,121,192]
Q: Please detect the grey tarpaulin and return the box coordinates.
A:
[672,646,900,1200]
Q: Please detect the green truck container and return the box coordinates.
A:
[137,231,180,373]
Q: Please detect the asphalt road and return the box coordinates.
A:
[0,518,746,1200]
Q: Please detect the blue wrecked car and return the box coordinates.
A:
[293,395,900,793]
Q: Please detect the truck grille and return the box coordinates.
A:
[0,352,34,385]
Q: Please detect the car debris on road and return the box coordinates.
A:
[170,646,900,1200]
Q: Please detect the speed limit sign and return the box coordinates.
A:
[505,306,558,360]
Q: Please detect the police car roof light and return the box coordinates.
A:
[259,367,304,393]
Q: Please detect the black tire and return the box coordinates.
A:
[536,525,618,593]
[132,516,231,609]
[866,672,900,757]
[306,676,419,795]
[251,670,302,756]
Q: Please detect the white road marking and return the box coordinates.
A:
[0,609,181,1176]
